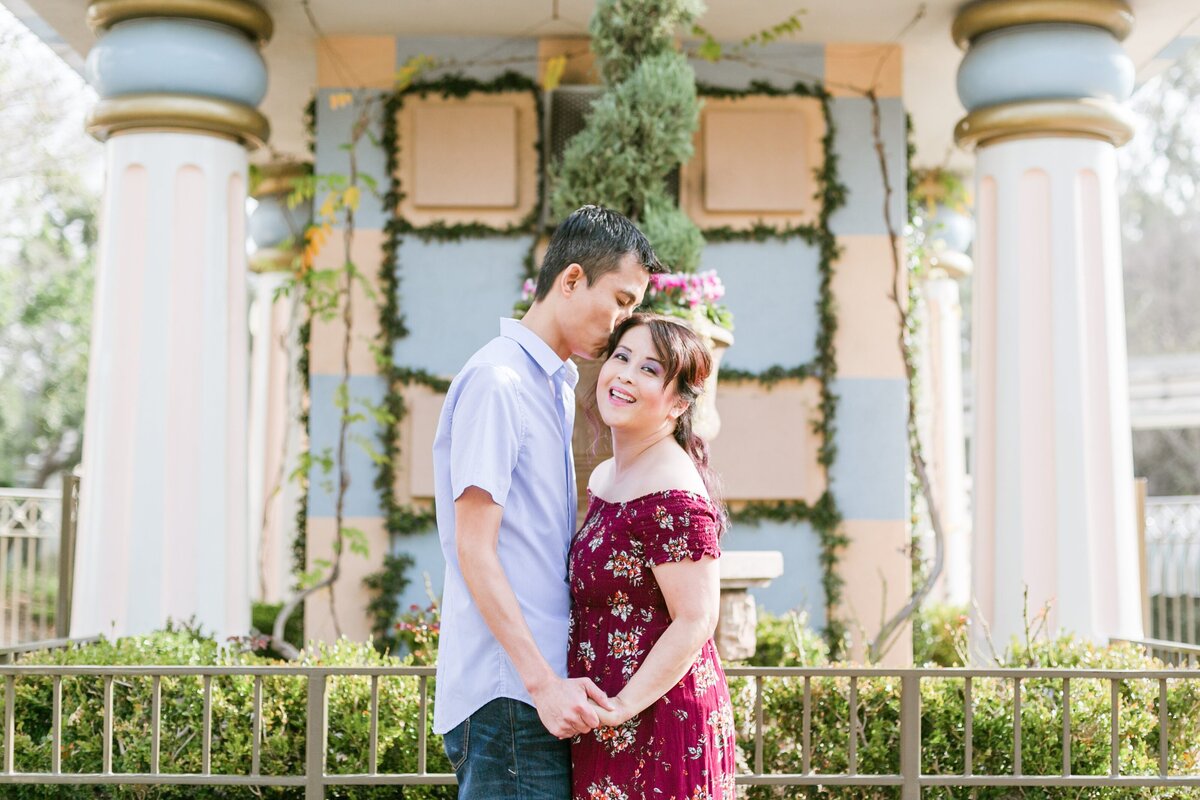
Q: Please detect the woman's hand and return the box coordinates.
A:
[592,694,636,728]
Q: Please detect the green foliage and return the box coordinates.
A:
[638,190,706,272]
[550,51,699,219]
[0,175,96,487]
[251,601,305,655]
[690,11,805,62]
[552,0,706,272]
[3,632,453,799]
[913,602,968,667]
[746,610,829,667]
[362,552,415,652]
[737,616,1200,799]
[589,0,705,86]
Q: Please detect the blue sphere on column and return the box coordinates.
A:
[87,18,268,106]
[957,23,1134,112]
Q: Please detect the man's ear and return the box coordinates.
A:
[560,263,586,297]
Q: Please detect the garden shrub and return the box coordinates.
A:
[5,615,1199,799]
[3,631,453,799]
[740,611,1200,799]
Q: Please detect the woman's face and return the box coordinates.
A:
[596,324,686,434]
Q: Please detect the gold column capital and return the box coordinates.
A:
[251,161,312,198]
[87,0,273,43]
[955,98,1135,149]
[86,93,270,149]
[952,0,1133,49]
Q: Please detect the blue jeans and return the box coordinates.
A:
[442,697,570,800]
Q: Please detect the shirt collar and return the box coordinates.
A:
[500,318,578,388]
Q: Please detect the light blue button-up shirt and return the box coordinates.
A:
[431,318,579,734]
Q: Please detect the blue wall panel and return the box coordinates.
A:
[702,239,821,372]
[308,374,388,518]
[721,520,826,626]
[828,377,908,521]
[391,236,532,376]
[828,96,907,236]
[315,88,391,231]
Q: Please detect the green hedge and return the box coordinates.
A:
[741,610,1200,799]
[4,632,452,799]
[5,619,1200,799]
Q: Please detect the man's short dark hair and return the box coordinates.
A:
[534,205,664,301]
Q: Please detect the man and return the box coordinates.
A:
[432,205,664,799]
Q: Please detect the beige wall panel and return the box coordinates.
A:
[832,235,907,379]
[412,105,518,208]
[708,380,826,502]
[836,519,913,666]
[824,43,903,98]
[704,109,814,213]
[396,92,539,228]
[316,36,397,89]
[304,516,388,644]
[309,229,386,376]
[538,37,599,85]
[680,96,825,231]
[406,388,447,499]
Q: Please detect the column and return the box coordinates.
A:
[247,162,310,604]
[72,0,272,640]
[917,265,971,606]
[954,0,1143,652]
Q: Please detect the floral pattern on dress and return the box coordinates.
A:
[569,490,735,800]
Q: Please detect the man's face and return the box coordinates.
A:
[563,253,649,359]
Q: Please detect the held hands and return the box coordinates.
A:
[592,694,635,729]
[531,676,615,739]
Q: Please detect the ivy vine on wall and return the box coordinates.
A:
[300,70,856,654]
[691,79,850,654]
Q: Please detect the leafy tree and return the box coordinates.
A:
[0,7,101,487]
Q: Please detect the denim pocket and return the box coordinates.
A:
[442,717,470,771]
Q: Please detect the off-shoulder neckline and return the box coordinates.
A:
[586,487,715,508]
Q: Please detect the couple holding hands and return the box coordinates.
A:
[433,205,735,800]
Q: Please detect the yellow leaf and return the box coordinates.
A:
[543,55,567,91]
[394,54,436,91]
[318,191,338,221]
[328,91,353,111]
[343,185,361,212]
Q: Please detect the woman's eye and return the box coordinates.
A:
[613,353,627,362]
[642,365,659,375]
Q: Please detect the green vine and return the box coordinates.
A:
[690,81,849,654]
[368,71,543,645]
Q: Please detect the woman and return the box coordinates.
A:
[568,313,736,800]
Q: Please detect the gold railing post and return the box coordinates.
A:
[56,473,79,639]
[306,671,327,800]
[900,674,921,799]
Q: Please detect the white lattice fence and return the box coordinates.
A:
[0,489,61,645]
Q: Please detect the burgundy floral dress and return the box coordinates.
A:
[568,489,736,800]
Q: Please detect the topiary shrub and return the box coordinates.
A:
[550,0,706,272]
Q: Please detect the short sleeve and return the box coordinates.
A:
[635,496,722,567]
[448,364,525,506]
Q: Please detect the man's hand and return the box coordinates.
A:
[530,676,614,738]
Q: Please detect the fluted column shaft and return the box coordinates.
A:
[954,0,1143,651]
[73,0,271,639]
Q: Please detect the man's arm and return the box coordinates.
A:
[455,486,611,738]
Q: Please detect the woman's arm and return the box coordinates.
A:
[596,555,721,725]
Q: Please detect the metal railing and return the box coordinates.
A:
[1145,495,1200,645]
[0,664,1195,798]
